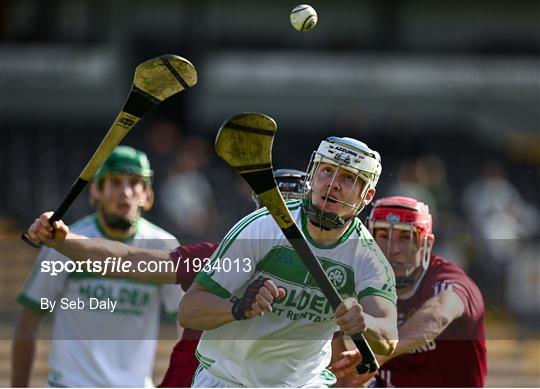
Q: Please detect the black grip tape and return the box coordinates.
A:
[123,87,159,118]
[241,168,276,194]
[21,177,89,248]
[51,177,89,222]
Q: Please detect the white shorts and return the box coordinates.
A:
[191,366,337,388]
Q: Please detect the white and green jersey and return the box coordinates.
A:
[194,200,396,387]
[17,214,182,387]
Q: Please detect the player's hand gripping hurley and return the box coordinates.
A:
[215,112,379,374]
[22,54,197,248]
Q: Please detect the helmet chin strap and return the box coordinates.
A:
[396,242,431,290]
[303,181,370,231]
[395,269,422,288]
[395,276,414,289]
[304,202,348,230]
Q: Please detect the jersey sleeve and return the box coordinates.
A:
[160,284,184,319]
[170,242,219,291]
[427,262,482,321]
[194,212,265,298]
[355,242,397,305]
[163,236,180,253]
[16,247,70,314]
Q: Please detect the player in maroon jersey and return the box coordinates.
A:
[329,196,487,387]
[26,169,306,388]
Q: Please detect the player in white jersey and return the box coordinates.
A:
[179,137,398,387]
[12,146,183,387]
[24,169,308,387]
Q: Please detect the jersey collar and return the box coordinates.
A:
[300,207,359,249]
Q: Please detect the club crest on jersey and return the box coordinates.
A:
[386,213,401,223]
[326,265,347,289]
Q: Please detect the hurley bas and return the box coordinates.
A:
[41,297,117,313]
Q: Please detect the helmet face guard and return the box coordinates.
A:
[368,196,434,288]
[275,169,306,200]
[369,220,428,288]
[303,137,382,230]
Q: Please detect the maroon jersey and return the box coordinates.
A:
[159,242,218,388]
[375,255,487,388]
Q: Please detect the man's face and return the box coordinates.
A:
[374,227,423,282]
[310,162,364,219]
[95,175,149,224]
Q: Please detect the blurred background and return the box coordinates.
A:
[1,0,539,386]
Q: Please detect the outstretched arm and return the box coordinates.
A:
[380,289,464,362]
[26,212,175,283]
[330,289,464,380]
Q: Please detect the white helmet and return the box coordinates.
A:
[303,136,382,230]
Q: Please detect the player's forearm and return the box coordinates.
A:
[384,294,461,361]
[178,287,235,330]
[330,335,348,365]
[382,314,445,362]
[12,312,40,387]
[58,235,175,282]
[53,232,130,261]
[11,339,35,387]
[363,313,398,355]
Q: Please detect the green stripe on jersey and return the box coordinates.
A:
[196,349,216,364]
[16,294,49,314]
[356,224,396,287]
[195,349,215,368]
[192,364,206,386]
[357,286,397,305]
[93,213,139,242]
[213,208,270,261]
[48,379,68,388]
[211,201,302,265]
[195,274,232,299]
[300,209,360,249]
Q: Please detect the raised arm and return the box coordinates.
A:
[26,212,175,283]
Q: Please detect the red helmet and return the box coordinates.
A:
[368,196,434,244]
[368,197,435,289]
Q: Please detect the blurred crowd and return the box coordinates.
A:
[1,116,538,321]
[134,120,540,318]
